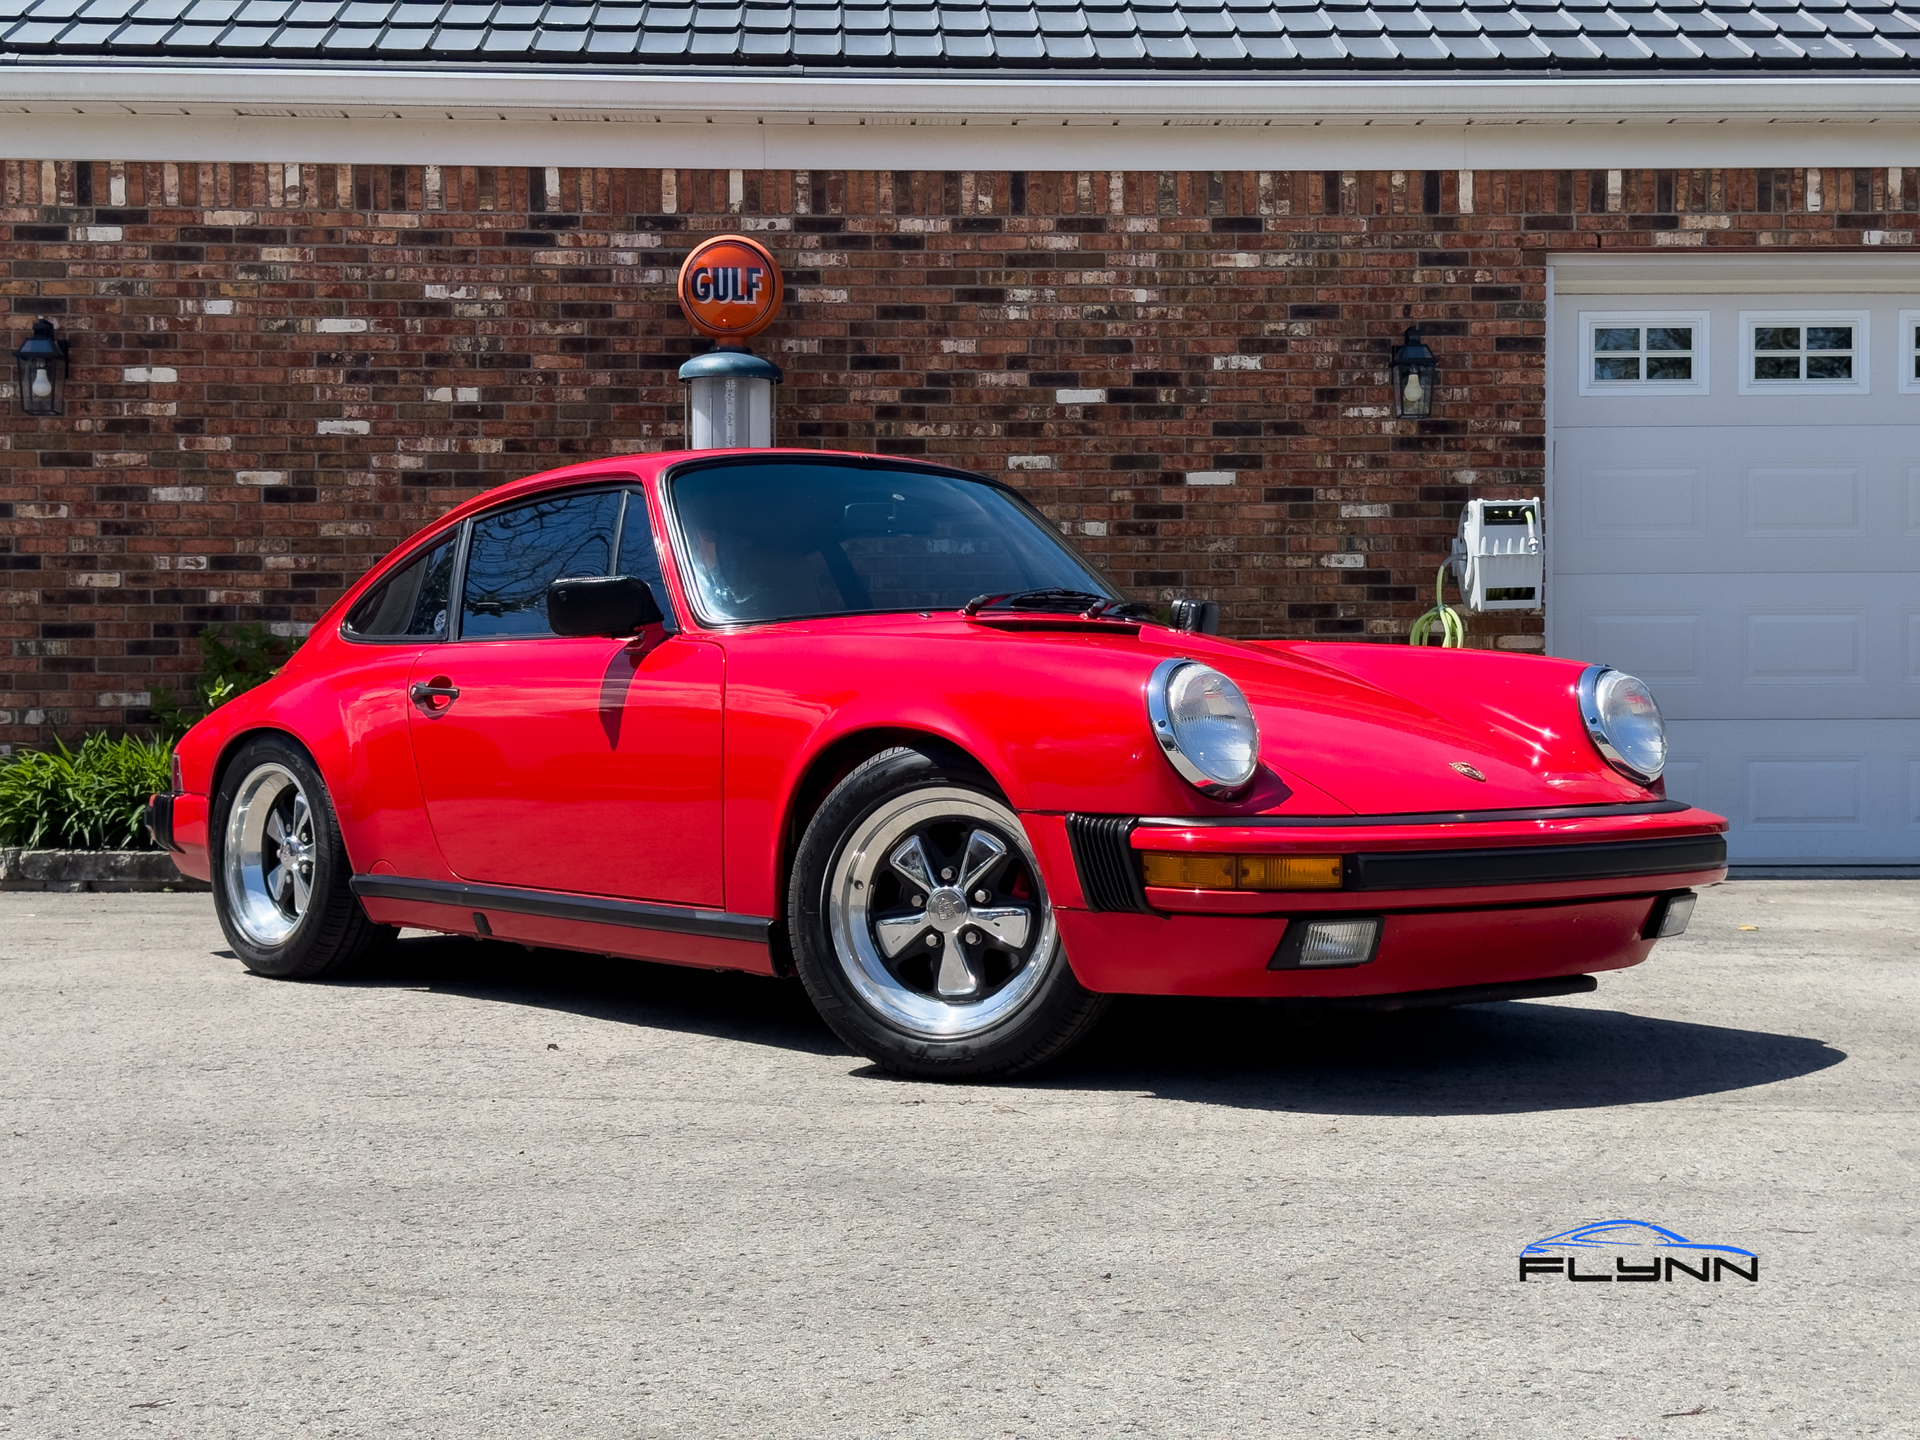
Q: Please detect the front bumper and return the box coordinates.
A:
[1033,802,1728,998]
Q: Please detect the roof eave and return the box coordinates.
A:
[8,61,1920,126]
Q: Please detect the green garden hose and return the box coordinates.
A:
[1409,560,1466,648]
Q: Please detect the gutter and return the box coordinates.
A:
[6,63,1920,126]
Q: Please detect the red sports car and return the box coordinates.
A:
[149,450,1727,1078]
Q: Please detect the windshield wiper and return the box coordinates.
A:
[961,588,1151,620]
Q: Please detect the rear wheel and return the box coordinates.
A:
[211,735,393,979]
[788,746,1109,1079]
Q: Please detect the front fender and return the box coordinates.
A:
[715,624,1347,920]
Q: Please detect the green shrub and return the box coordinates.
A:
[0,733,174,851]
[152,622,298,740]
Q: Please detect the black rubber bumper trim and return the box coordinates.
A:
[1137,799,1692,829]
[350,874,773,944]
[1350,834,1727,891]
[145,792,180,853]
[1065,814,1152,914]
[1327,975,1599,1012]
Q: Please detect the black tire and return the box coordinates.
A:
[787,745,1110,1080]
[210,734,394,980]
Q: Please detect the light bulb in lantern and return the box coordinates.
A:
[30,365,52,400]
[1402,370,1423,409]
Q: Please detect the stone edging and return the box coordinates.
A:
[0,848,208,893]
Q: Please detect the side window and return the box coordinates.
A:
[616,490,678,634]
[342,537,457,642]
[461,490,621,639]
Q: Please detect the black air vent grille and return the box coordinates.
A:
[1066,814,1151,914]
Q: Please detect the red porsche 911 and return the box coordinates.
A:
[148,450,1727,1078]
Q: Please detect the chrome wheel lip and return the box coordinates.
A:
[222,762,315,949]
[826,787,1058,1040]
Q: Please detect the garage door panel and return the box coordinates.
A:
[1554,574,1916,718]
[1744,466,1865,535]
[1556,428,1917,574]
[1662,720,1916,861]
[1746,612,1864,685]
[1584,611,1708,686]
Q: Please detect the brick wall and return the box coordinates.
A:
[2,158,1911,744]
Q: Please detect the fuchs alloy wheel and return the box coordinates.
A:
[211,735,393,980]
[788,746,1110,1079]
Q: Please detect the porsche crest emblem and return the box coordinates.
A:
[1450,762,1487,782]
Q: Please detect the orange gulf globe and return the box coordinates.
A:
[677,234,784,340]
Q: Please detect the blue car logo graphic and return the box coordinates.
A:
[1519,1220,1758,1283]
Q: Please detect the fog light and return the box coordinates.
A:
[1645,891,1696,939]
[1269,915,1383,970]
[1140,852,1343,891]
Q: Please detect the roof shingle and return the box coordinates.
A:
[5,0,1920,70]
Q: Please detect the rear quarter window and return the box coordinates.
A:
[342,537,456,642]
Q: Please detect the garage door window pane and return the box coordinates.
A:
[1588,322,1692,386]
[1742,314,1865,392]
[461,490,622,639]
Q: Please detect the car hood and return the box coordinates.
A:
[1209,637,1649,813]
[939,619,1647,814]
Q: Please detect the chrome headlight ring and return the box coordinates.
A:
[1145,656,1261,798]
[1577,663,1668,785]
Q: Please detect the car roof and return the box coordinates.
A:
[427,448,985,531]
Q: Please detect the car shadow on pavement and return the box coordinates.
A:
[339,934,847,1058]
[339,935,1845,1115]
[1050,994,1848,1115]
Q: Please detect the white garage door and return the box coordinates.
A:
[1549,262,1919,865]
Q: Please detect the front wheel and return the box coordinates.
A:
[210,735,393,980]
[787,746,1109,1080]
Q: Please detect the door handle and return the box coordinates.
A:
[409,678,460,714]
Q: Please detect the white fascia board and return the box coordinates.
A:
[6,66,1920,168]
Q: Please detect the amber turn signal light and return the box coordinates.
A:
[1139,852,1344,891]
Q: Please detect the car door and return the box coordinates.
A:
[327,529,460,878]
[405,482,725,907]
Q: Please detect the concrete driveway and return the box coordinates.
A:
[1,881,1912,1438]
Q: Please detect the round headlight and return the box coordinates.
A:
[1146,658,1260,796]
[1577,665,1667,783]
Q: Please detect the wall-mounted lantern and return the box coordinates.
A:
[1390,325,1437,419]
[14,318,69,417]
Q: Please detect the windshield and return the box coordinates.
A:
[668,460,1120,624]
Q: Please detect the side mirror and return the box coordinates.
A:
[546,574,665,638]
[1170,598,1219,635]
